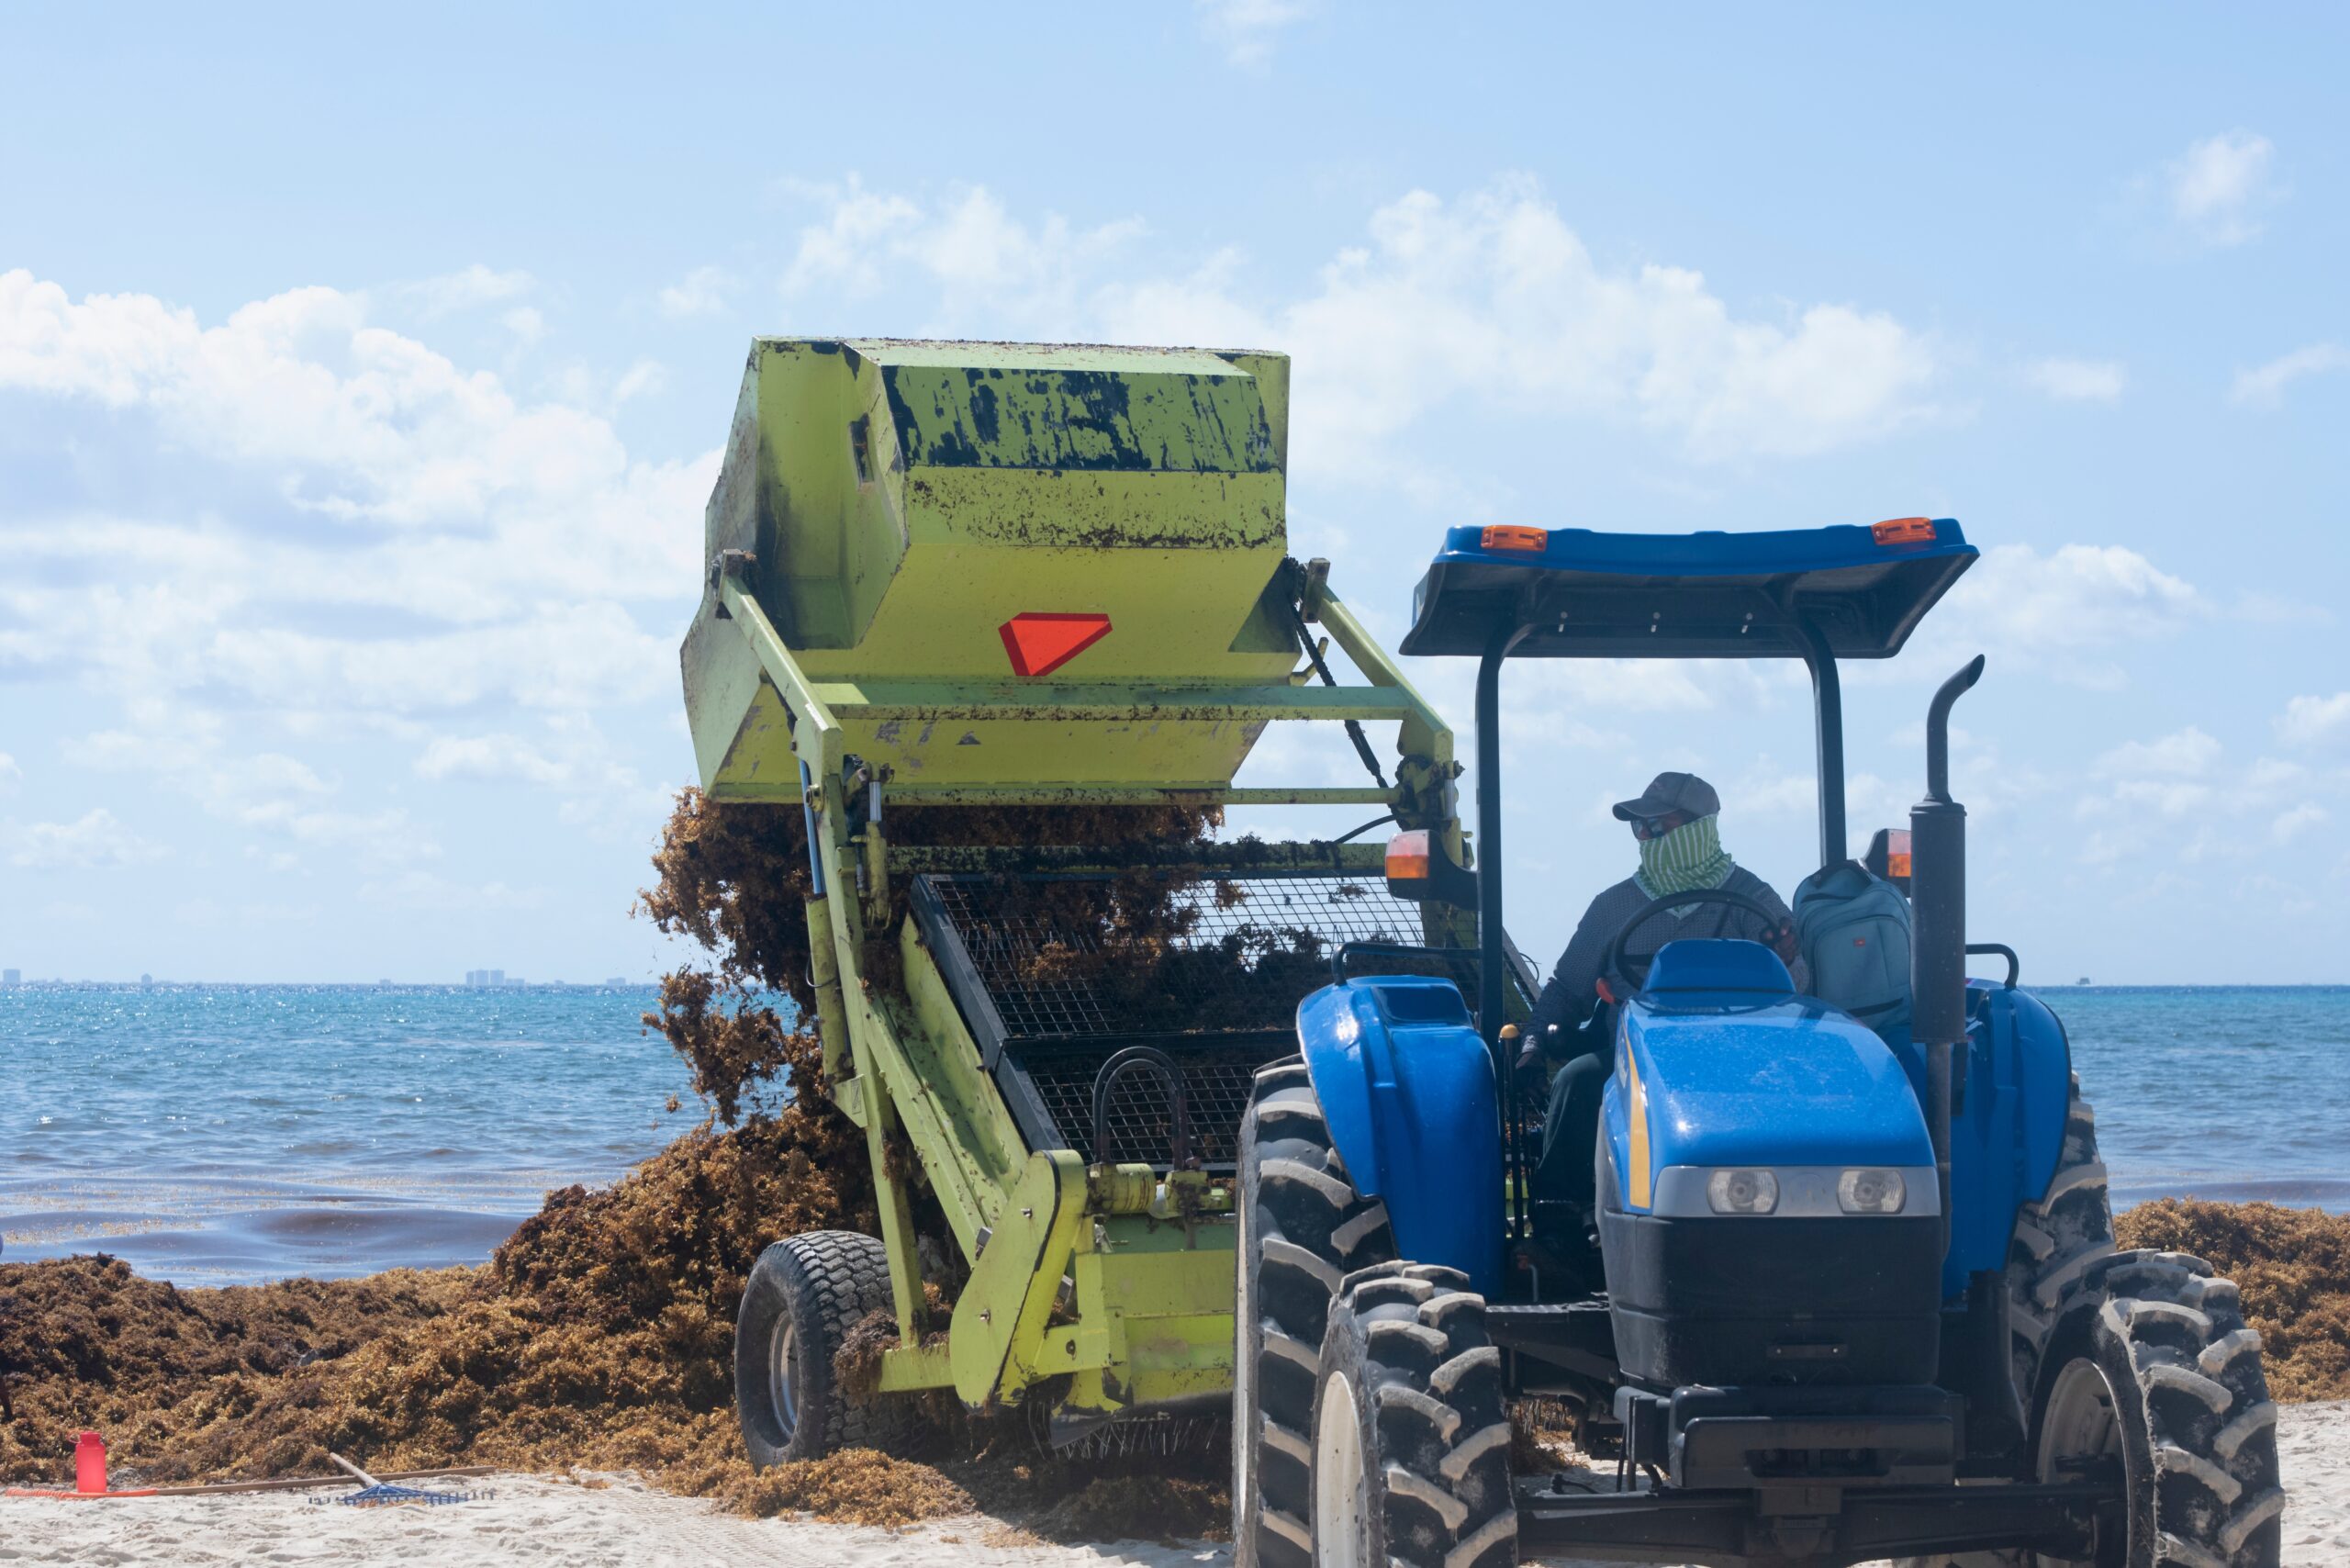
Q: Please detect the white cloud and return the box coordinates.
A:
[0,270,706,707]
[656,265,733,319]
[775,176,1942,469]
[1918,543,2200,689]
[402,264,537,317]
[412,718,674,839]
[358,870,543,911]
[2074,721,2343,868]
[2027,357,2126,402]
[0,752,18,792]
[2165,130,2282,246]
[2278,692,2350,748]
[778,178,1144,322]
[0,269,708,889]
[611,359,666,405]
[1117,181,1943,466]
[500,305,546,345]
[6,808,165,868]
[2098,727,2220,778]
[2230,343,2349,409]
[1197,0,1317,68]
[2273,802,2329,844]
[417,733,574,786]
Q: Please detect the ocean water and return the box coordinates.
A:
[2,983,2344,1286]
[1,985,696,1286]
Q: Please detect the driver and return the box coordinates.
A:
[1526,771,1806,1209]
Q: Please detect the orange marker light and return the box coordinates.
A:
[1878,827,1914,879]
[1384,830,1433,881]
[1871,516,1938,546]
[1480,525,1550,554]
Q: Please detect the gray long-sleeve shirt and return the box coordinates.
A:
[1527,866,1801,1049]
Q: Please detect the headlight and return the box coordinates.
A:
[1837,1168,1907,1215]
[1707,1169,1779,1215]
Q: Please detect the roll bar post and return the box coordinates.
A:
[1786,613,1849,868]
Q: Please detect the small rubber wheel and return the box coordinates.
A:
[734,1230,912,1466]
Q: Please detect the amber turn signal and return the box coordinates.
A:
[1871,517,1938,546]
[1480,525,1550,553]
[1384,829,1433,881]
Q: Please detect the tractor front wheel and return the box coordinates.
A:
[1310,1261,1517,1568]
[735,1230,912,1466]
[2030,1249,2284,1568]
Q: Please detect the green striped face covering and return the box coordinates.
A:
[1635,812,1734,911]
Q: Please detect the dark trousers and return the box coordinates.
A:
[1535,1051,1611,1208]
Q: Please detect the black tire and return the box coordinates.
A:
[2026,1249,2284,1568]
[1234,1058,1397,1568]
[1311,1261,1516,1568]
[2011,1080,2118,1417]
[734,1230,914,1466]
[1900,1080,2119,1568]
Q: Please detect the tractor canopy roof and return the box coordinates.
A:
[1398,518,1975,660]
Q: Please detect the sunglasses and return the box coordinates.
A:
[1629,812,1687,839]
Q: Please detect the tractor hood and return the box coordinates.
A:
[1605,947,1935,1212]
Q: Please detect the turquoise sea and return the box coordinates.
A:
[1,983,2344,1286]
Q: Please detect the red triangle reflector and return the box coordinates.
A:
[999,612,1113,678]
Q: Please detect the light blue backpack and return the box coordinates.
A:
[1791,860,1913,1036]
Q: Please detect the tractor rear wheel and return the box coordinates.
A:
[2010,1079,2118,1428]
[2029,1249,2284,1568]
[734,1230,913,1466]
[1310,1261,1517,1568]
[1234,1058,1397,1568]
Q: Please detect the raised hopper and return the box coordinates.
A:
[681,338,1449,803]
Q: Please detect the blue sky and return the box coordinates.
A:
[2,4,2345,983]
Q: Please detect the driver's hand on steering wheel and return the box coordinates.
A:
[1769,920,1799,967]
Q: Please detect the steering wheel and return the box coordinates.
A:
[1600,888,1792,999]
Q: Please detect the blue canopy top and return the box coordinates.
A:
[1398,519,1976,660]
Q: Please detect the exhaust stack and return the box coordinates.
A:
[1910,654,1983,1248]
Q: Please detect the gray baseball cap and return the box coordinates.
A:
[1611,770,1720,823]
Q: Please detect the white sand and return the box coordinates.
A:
[5,1404,2345,1568]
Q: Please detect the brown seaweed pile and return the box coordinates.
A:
[2116,1198,2350,1402]
[0,1120,1225,1533]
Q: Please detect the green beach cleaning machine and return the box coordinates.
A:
[681,338,2283,1566]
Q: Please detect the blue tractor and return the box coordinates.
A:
[1233,520,2283,1568]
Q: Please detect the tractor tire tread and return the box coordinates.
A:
[1315,1262,1516,1568]
[2011,1082,2117,1408]
[2082,1249,2285,1567]
[1235,1058,1395,1568]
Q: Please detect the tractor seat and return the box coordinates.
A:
[1641,938,1796,1002]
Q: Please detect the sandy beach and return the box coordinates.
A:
[3,1403,2343,1568]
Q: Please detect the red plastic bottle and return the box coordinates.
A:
[75,1431,106,1495]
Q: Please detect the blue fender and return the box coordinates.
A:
[1930,983,2074,1297]
[1294,975,1505,1297]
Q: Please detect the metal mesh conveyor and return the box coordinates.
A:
[910,870,1494,1168]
